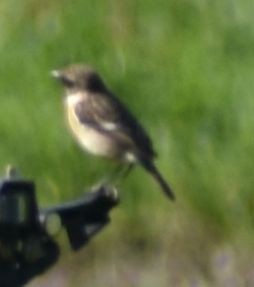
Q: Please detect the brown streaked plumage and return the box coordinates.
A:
[52,64,175,200]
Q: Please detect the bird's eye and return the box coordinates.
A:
[62,77,75,88]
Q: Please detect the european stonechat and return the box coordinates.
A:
[52,64,175,200]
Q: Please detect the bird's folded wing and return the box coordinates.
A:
[74,92,156,158]
[74,94,122,132]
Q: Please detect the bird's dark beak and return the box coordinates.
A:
[51,70,75,88]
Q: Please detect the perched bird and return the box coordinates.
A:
[52,64,175,200]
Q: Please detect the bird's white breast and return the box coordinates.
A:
[65,93,124,159]
[65,92,85,106]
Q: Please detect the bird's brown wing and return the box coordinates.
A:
[74,92,156,160]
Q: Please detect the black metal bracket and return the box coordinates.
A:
[0,167,119,287]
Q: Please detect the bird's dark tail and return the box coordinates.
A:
[141,160,175,201]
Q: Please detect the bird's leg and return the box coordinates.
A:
[91,164,124,190]
[91,163,134,193]
[109,163,129,183]
[120,163,134,180]
[113,163,134,187]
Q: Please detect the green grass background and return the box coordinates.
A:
[1,0,254,286]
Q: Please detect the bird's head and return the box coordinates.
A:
[51,64,106,93]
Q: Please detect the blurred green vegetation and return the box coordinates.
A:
[1,0,254,286]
